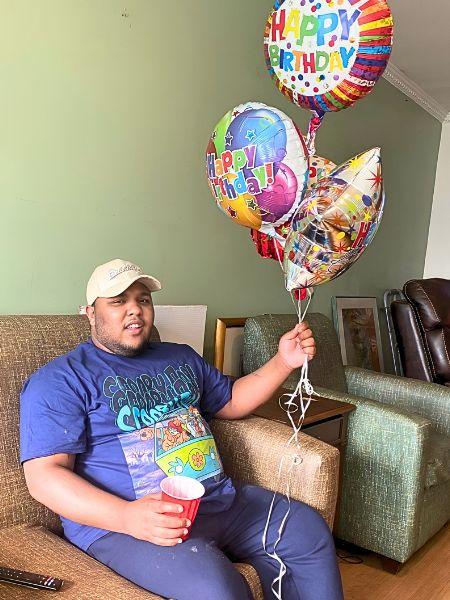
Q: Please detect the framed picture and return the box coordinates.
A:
[214,317,248,377]
[332,297,384,372]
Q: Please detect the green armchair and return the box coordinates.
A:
[242,313,450,569]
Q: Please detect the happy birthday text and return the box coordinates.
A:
[207,145,274,200]
[269,7,360,75]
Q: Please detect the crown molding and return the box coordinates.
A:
[383,62,450,123]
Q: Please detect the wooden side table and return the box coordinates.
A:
[252,387,355,530]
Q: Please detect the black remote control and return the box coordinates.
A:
[0,566,63,592]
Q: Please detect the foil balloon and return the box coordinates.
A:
[250,221,291,262]
[250,153,335,262]
[206,102,309,234]
[284,147,384,291]
[264,0,394,113]
[308,155,336,189]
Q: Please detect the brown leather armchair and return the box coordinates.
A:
[391,278,450,386]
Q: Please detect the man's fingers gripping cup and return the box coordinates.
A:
[160,476,205,540]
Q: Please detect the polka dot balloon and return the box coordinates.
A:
[264,0,394,113]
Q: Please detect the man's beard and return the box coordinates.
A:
[93,316,149,357]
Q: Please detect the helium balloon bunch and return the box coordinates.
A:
[206,0,392,301]
[206,0,393,298]
[206,101,385,298]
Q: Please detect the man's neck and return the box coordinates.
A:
[90,334,114,354]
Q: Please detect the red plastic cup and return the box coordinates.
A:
[160,476,205,540]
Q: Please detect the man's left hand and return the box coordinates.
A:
[277,322,316,371]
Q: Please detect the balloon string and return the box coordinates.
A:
[262,358,314,600]
[306,111,325,156]
[290,288,313,324]
[273,234,284,272]
[262,291,315,599]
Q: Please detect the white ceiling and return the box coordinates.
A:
[386,0,450,118]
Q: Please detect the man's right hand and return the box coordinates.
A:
[121,492,191,546]
[24,455,190,546]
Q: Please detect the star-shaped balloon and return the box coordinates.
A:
[283,147,385,291]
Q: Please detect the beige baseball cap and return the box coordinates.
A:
[86,258,162,306]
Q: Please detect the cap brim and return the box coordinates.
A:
[135,275,162,293]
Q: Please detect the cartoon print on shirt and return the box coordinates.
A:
[182,405,207,438]
[160,418,190,452]
[109,364,224,498]
[118,406,223,497]
[118,428,164,497]
[155,408,222,483]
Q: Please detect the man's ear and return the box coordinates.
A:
[85,304,95,327]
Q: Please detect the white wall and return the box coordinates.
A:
[424,122,450,278]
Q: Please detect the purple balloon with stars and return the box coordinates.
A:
[227,108,287,167]
[257,162,298,223]
[206,102,310,233]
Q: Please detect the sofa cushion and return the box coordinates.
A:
[0,525,263,599]
[0,525,155,599]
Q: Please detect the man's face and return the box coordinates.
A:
[86,281,154,356]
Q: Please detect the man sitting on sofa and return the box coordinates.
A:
[20,258,343,600]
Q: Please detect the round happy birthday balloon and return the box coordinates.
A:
[264,0,393,113]
[206,102,309,234]
[284,147,385,291]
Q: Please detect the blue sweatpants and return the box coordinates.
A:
[87,484,343,600]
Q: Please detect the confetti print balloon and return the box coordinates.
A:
[284,147,385,291]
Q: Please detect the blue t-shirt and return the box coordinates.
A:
[20,340,236,551]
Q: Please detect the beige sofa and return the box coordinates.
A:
[0,315,339,599]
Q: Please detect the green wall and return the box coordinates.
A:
[1,1,441,368]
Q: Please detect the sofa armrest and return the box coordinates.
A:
[344,366,450,436]
[210,416,339,529]
[314,385,431,562]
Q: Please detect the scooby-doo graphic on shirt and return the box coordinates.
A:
[154,406,222,480]
[118,405,224,498]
